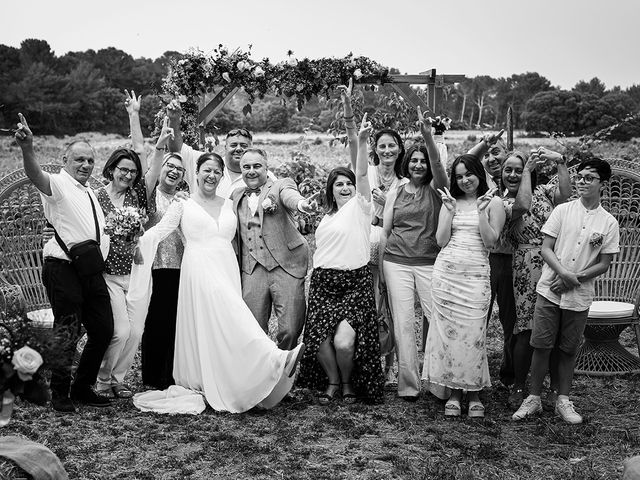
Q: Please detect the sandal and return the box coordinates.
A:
[444,399,461,417]
[342,383,357,405]
[318,383,340,406]
[468,400,485,418]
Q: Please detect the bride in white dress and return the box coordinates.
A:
[128,153,304,414]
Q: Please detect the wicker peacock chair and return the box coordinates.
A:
[548,157,640,376]
[0,164,105,324]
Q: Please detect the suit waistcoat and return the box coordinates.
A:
[238,196,278,273]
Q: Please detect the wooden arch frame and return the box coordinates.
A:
[194,69,465,146]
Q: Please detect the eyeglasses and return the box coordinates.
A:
[575,174,600,184]
[165,163,186,174]
[115,166,138,177]
[226,128,253,140]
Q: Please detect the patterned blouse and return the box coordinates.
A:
[96,181,148,276]
[507,184,556,248]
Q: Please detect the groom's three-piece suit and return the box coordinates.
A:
[231,178,309,349]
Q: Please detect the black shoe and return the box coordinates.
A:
[51,395,76,413]
[399,395,419,403]
[70,387,112,408]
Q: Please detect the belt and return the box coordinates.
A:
[44,257,71,264]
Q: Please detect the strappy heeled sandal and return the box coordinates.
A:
[342,383,357,405]
[318,383,340,406]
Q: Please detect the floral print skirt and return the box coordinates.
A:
[512,245,544,334]
[422,249,491,392]
[297,266,384,403]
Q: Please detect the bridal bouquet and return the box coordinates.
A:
[104,207,148,264]
[104,206,148,243]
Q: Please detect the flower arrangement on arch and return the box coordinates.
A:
[155,46,391,146]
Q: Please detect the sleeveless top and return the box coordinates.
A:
[384,184,442,266]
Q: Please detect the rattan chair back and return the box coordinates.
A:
[0,165,104,314]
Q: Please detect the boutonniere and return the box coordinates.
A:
[589,232,604,248]
[262,194,278,214]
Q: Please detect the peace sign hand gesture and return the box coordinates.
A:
[437,187,456,212]
[337,77,353,104]
[14,113,33,150]
[124,89,141,115]
[156,116,175,149]
[477,187,498,212]
[358,112,373,140]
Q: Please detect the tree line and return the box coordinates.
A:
[1,39,638,137]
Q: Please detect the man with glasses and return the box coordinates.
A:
[513,158,619,424]
[166,102,275,196]
[13,115,114,412]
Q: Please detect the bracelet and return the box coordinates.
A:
[156,146,166,151]
[343,115,355,121]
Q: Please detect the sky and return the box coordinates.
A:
[3,0,639,90]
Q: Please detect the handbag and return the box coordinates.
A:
[378,286,395,356]
[54,192,105,277]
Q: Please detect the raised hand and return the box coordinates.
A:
[166,99,183,122]
[525,150,540,171]
[156,117,174,149]
[124,89,141,115]
[437,187,457,211]
[358,112,373,140]
[14,113,33,150]
[417,106,433,131]
[337,77,353,104]
[534,146,564,164]
[482,129,505,146]
[477,187,498,212]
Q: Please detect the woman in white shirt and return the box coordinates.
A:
[297,115,384,404]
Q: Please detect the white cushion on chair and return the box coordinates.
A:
[26,308,54,327]
[588,301,635,319]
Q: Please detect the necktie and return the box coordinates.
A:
[245,187,261,196]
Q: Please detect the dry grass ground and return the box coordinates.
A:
[2,133,640,479]
[2,319,640,479]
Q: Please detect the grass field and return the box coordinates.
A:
[2,132,640,479]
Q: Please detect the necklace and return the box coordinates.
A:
[377,165,396,191]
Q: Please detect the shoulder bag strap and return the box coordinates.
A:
[53,190,101,255]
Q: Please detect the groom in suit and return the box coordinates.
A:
[231,148,316,349]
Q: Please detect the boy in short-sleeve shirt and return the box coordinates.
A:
[513,158,619,424]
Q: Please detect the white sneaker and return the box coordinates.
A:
[555,399,583,424]
[512,395,542,421]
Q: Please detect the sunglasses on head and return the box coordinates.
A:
[226,128,252,139]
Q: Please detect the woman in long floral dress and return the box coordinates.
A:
[422,154,505,418]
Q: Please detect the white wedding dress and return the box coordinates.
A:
[128,198,296,414]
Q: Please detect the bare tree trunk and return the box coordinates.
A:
[460,94,467,123]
